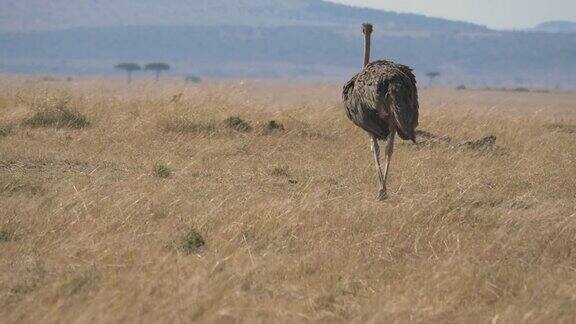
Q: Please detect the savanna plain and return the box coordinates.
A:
[0,76,575,323]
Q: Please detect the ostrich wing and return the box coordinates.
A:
[343,74,391,140]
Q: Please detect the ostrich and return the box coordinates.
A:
[343,23,419,200]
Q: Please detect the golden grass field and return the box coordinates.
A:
[1,76,575,323]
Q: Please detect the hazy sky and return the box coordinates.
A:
[332,0,576,29]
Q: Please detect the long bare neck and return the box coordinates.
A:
[362,23,373,68]
[364,33,371,67]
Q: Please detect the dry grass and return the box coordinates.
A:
[17,90,89,129]
[0,77,575,323]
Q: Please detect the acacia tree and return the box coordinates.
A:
[115,63,141,84]
[426,72,440,87]
[145,63,171,82]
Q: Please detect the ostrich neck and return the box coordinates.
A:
[363,33,371,68]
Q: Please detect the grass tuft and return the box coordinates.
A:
[0,124,13,137]
[0,228,15,242]
[19,91,89,129]
[224,116,252,132]
[154,164,171,178]
[271,166,290,177]
[179,229,206,254]
[161,117,215,135]
[262,120,285,134]
[23,107,89,130]
[461,135,497,150]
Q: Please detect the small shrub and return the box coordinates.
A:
[179,229,205,254]
[224,116,252,132]
[162,117,215,134]
[456,85,467,90]
[154,164,171,178]
[262,120,285,134]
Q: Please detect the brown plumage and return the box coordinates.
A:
[343,60,419,142]
[342,24,420,200]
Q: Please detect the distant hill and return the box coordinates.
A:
[533,21,576,34]
[0,0,485,33]
[0,0,575,88]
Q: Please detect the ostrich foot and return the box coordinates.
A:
[377,189,388,201]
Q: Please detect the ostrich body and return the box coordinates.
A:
[343,24,419,200]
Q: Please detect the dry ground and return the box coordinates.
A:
[0,77,575,323]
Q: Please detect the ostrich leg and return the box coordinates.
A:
[381,130,396,198]
[370,136,386,200]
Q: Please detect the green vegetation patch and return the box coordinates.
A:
[178,229,206,254]
[154,163,171,179]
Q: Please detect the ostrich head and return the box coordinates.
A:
[362,23,373,35]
